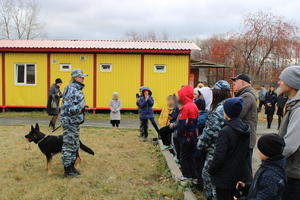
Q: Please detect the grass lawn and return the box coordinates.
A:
[0,126,183,200]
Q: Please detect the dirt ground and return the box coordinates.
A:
[0,125,183,200]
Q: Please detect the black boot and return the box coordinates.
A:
[71,162,80,175]
[64,165,79,178]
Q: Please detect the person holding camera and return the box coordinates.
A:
[60,69,88,178]
[137,87,159,141]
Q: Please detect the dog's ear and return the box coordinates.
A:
[31,125,34,131]
[35,123,40,132]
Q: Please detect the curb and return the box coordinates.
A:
[158,140,197,200]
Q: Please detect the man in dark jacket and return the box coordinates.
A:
[236,134,286,200]
[209,97,250,200]
[265,86,278,129]
[276,94,288,130]
[231,74,258,180]
[277,66,300,200]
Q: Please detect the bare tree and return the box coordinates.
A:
[0,0,46,39]
[123,30,169,41]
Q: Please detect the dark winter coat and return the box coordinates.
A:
[265,91,278,115]
[208,119,250,189]
[246,156,286,200]
[276,95,288,116]
[235,85,258,149]
[176,86,199,144]
[137,87,154,119]
[46,84,62,115]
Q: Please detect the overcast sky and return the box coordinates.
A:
[39,0,300,40]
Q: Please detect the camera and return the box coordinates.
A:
[136,93,140,98]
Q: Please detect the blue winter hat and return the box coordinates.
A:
[223,97,244,119]
[212,80,230,90]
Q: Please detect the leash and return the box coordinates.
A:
[52,125,61,133]
[37,125,62,145]
[37,134,49,145]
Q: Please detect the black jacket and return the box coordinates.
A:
[276,95,288,116]
[246,156,286,200]
[209,118,250,189]
[265,91,277,115]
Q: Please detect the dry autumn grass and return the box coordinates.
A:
[0,125,183,200]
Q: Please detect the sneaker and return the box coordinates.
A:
[178,176,192,182]
[143,138,148,142]
[162,145,173,151]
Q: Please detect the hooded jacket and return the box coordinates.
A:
[235,85,258,149]
[176,86,199,143]
[137,87,155,119]
[278,90,300,179]
[246,156,286,200]
[199,87,213,111]
[209,119,250,189]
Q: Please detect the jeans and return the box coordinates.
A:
[282,177,300,200]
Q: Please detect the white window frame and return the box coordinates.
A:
[15,63,37,86]
[60,63,72,71]
[100,64,112,72]
[154,64,167,73]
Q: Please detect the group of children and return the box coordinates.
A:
[109,83,287,200]
[157,82,286,200]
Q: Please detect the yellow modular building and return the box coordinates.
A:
[0,40,199,112]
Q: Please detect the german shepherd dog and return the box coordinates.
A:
[25,123,94,174]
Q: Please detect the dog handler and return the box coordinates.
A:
[61,69,87,178]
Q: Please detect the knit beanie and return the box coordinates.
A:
[279,66,300,90]
[195,98,206,111]
[223,97,243,119]
[257,134,285,158]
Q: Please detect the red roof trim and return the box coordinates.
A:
[0,48,191,54]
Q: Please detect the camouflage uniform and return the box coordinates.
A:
[61,70,86,168]
[197,103,225,200]
[196,80,230,200]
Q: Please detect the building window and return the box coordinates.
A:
[100,64,112,72]
[15,63,36,85]
[60,64,71,71]
[154,65,166,73]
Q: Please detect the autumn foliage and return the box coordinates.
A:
[197,11,299,85]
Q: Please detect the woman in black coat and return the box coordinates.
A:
[47,78,63,130]
[265,86,277,129]
[276,94,288,130]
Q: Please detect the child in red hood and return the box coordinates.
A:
[176,85,199,181]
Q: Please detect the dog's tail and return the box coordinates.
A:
[79,141,94,155]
